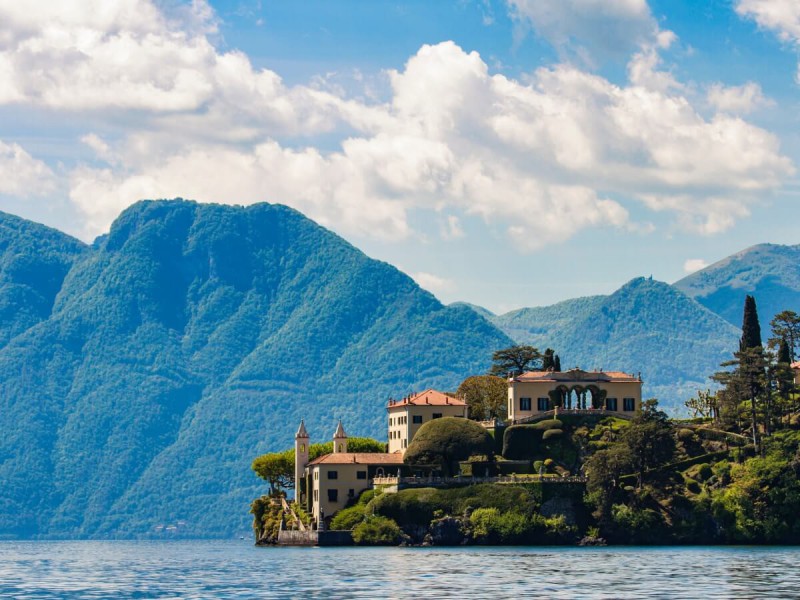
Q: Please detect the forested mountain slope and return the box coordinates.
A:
[0,200,511,538]
[674,243,800,328]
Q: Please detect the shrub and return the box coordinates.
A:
[696,463,712,481]
[684,476,701,494]
[358,489,379,505]
[352,516,402,545]
[677,428,696,441]
[543,458,554,467]
[534,419,563,431]
[533,460,544,473]
[543,429,563,441]
[404,417,494,476]
[503,425,542,460]
[330,504,367,530]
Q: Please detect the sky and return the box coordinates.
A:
[1,0,800,313]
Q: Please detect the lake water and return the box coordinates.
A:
[1,541,799,599]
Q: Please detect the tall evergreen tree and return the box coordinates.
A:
[770,310,800,361]
[554,354,562,372]
[778,338,792,365]
[542,348,555,371]
[740,295,762,351]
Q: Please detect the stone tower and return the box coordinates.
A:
[295,420,309,502]
[333,420,348,453]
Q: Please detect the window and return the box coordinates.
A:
[327,489,338,502]
[606,397,618,411]
[348,489,355,498]
[623,397,636,411]
[357,470,367,480]
[537,397,549,411]
[412,415,422,424]
[432,413,442,419]
[314,471,318,480]
[327,471,338,480]
[520,397,532,411]
[313,490,318,501]
[300,443,305,452]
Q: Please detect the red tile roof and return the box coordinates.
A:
[792,361,800,370]
[386,389,466,409]
[513,368,641,383]
[307,452,405,466]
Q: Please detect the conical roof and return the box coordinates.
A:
[295,419,309,438]
[333,420,347,439]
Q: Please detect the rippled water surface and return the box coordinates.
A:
[1,541,799,599]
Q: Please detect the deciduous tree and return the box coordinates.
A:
[457,375,508,421]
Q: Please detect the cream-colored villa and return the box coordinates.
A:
[508,368,642,422]
[295,420,404,527]
[295,369,640,528]
[793,361,800,386]
[387,390,467,453]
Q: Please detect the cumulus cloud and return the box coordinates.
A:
[0,1,793,250]
[508,0,660,64]
[683,258,709,273]
[707,82,773,114]
[736,0,800,80]
[0,140,57,197]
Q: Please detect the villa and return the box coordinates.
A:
[294,369,640,529]
[793,361,800,386]
[508,368,642,422]
[294,420,404,528]
[387,389,467,454]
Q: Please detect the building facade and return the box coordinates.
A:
[793,361,800,386]
[295,421,403,527]
[387,389,467,454]
[508,368,642,421]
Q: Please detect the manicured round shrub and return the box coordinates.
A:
[405,417,494,476]
[543,429,564,441]
[543,458,554,467]
[352,515,402,545]
[533,460,544,472]
[696,463,712,482]
[677,428,696,441]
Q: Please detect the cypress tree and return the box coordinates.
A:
[778,338,791,365]
[554,354,561,372]
[740,295,762,351]
[542,348,555,370]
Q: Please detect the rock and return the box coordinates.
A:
[429,517,467,546]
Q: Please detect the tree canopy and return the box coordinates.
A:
[489,345,542,377]
[403,417,494,476]
[456,375,507,421]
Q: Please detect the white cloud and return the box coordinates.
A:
[508,0,660,64]
[707,82,773,114]
[736,0,800,80]
[0,140,57,197]
[411,271,455,295]
[736,0,800,43]
[683,258,709,273]
[0,2,793,250]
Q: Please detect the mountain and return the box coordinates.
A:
[489,295,606,349]
[0,200,512,539]
[674,243,800,329]
[485,278,740,410]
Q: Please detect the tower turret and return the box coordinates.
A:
[333,420,348,453]
[295,420,309,502]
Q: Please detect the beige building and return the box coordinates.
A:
[508,368,642,421]
[295,420,403,528]
[387,389,468,454]
[793,361,800,386]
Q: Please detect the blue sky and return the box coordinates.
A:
[1,0,799,312]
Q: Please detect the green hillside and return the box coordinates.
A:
[486,278,739,410]
[674,243,800,328]
[0,200,512,539]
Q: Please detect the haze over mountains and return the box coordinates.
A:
[0,200,797,539]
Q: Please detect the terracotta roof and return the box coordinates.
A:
[386,389,466,409]
[792,361,800,369]
[307,452,405,466]
[513,368,641,383]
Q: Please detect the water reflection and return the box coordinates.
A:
[0,542,798,599]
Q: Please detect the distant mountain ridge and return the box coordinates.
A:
[483,278,740,408]
[674,243,800,328]
[0,200,511,539]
